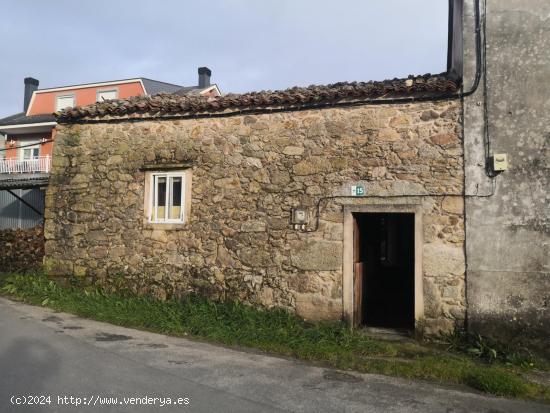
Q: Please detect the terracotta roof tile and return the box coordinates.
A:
[57,73,458,122]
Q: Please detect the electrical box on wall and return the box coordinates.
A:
[490,154,508,172]
[291,207,308,225]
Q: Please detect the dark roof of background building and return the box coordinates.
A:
[173,86,210,96]
[57,73,459,122]
[33,77,208,96]
[140,78,186,95]
[0,112,56,126]
[142,80,212,96]
[34,77,207,96]
[34,77,185,93]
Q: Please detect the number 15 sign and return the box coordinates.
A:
[351,185,365,196]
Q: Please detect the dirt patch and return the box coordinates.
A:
[42,315,63,323]
[168,360,190,365]
[95,332,133,342]
[323,370,363,383]
[136,343,168,349]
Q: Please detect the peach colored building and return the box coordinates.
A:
[0,68,220,228]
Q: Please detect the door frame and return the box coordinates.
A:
[342,203,424,329]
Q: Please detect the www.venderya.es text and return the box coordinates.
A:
[10,394,190,407]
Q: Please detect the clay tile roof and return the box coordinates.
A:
[56,73,458,122]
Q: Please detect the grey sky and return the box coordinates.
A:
[0,0,448,117]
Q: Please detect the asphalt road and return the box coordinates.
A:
[0,297,548,413]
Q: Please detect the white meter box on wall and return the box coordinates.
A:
[291,207,308,224]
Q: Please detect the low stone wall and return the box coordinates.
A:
[45,101,465,334]
[0,226,44,273]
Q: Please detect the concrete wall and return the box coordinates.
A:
[464,0,550,343]
[45,101,465,334]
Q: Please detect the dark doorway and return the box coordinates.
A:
[353,213,415,330]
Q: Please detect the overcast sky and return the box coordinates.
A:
[0,0,448,117]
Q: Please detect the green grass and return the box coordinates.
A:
[1,272,549,402]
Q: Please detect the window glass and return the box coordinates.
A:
[56,95,75,111]
[22,146,40,160]
[169,177,182,220]
[151,173,185,223]
[98,90,117,101]
[155,176,167,221]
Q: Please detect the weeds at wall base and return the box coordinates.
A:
[0,272,548,402]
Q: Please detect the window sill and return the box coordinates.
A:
[143,221,187,231]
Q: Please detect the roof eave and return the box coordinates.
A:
[0,122,57,135]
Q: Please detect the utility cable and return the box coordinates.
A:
[303,176,496,233]
[480,0,498,179]
[0,139,53,152]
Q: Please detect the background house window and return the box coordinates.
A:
[150,172,185,223]
[56,95,75,111]
[97,89,117,102]
[22,146,40,160]
[19,141,41,160]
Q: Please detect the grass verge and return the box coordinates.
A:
[1,272,548,402]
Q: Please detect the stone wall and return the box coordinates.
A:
[45,101,464,334]
[0,226,44,273]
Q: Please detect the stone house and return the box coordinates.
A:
[42,1,550,343]
[44,75,465,335]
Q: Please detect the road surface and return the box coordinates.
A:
[0,297,547,412]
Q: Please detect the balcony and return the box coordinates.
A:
[0,156,51,174]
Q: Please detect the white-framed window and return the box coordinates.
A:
[149,172,186,223]
[19,140,41,160]
[97,89,118,102]
[56,94,75,111]
[22,146,40,160]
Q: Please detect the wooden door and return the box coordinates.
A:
[354,262,364,327]
[353,216,364,327]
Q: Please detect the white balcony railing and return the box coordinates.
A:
[0,156,51,174]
